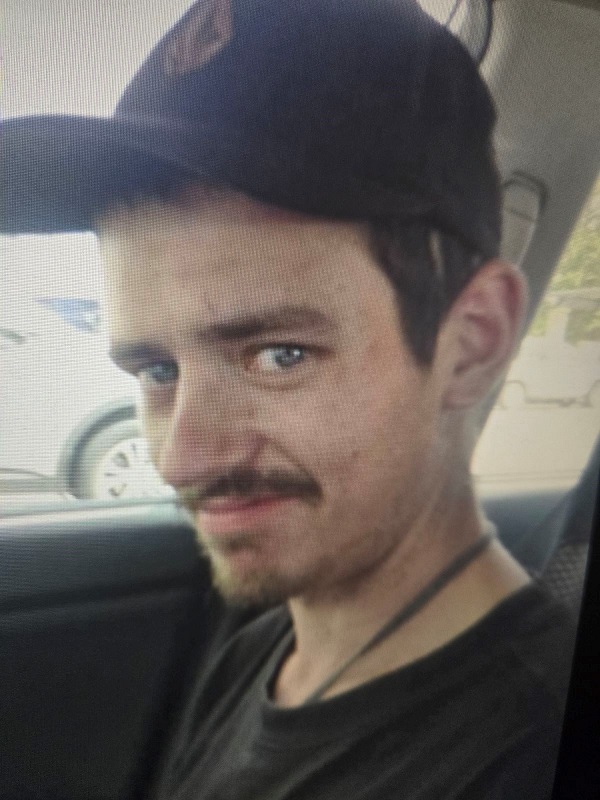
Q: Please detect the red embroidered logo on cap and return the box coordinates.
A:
[164,0,232,77]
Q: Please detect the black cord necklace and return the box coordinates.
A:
[296,526,497,705]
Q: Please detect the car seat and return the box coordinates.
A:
[514,436,599,616]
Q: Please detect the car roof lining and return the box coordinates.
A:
[483,0,600,325]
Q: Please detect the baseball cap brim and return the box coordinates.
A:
[0,114,213,234]
[1,111,442,236]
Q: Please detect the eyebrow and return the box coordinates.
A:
[109,305,336,367]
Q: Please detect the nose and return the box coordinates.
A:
[154,366,260,489]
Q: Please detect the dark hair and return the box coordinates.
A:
[367,222,488,365]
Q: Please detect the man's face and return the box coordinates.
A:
[100,187,451,605]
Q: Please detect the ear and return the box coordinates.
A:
[439,260,528,409]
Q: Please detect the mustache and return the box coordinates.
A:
[176,467,321,510]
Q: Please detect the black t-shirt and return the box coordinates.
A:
[155,584,576,800]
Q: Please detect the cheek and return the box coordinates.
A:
[276,371,434,495]
[322,401,430,495]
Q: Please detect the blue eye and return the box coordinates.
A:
[139,362,178,386]
[253,346,306,372]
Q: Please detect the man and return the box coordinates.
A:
[2,0,576,797]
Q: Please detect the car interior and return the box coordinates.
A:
[1,1,599,799]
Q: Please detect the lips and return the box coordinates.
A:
[197,494,295,536]
[201,494,290,513]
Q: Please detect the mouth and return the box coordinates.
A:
[197,494,297,537]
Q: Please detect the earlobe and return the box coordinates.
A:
[442,260,528,409]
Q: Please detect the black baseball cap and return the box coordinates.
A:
[0,0,501,257]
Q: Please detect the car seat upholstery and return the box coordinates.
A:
[515,437,599,616]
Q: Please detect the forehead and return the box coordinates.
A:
[97,187,396,340]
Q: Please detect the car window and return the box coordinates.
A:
[473,173,600,493]
[1,0,192,509]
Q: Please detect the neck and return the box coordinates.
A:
[274,484,530,707]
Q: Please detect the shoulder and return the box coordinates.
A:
[199,589,291,671]
[215,603,293,674]
[425,585,577,799]
[152,603,291,795]
[183,601,291,717]
[458,721,564,800]
[482,583,577,708]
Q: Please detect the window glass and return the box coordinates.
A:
[2,0,191,510]
[417,0,469,28]
[0,232,174,507]
[473,174,600,492]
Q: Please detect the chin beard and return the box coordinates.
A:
[204,548,300,609]
[212,565,291,609]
